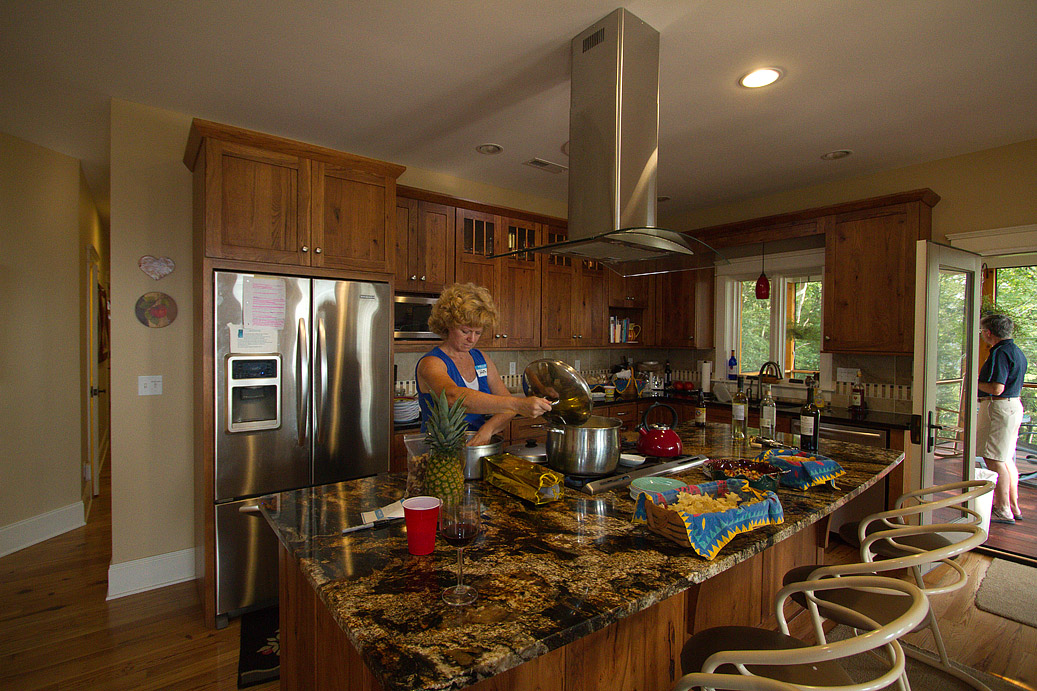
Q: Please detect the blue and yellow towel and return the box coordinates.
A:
[753,448,845,490]
[632,479,784,560]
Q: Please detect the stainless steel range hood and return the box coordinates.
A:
[491,8,724,277]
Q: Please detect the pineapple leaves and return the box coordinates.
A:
[425,390,468,452]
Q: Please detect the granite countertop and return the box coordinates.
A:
[263,423,903,691]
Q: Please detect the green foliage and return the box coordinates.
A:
[424,390,468,453]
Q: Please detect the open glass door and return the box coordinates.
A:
[912,241,982,522]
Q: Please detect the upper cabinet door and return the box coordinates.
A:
[654,271,696,348]
[576,259,608,346]
[455,208,499,349]
[394,199,454,293]
[608,271,652,309]
[540,227,577,348]
[497,217,541,349]
[311,162,394,273]
[203,139,311,264]
[823,203,925,354]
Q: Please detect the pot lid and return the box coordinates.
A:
[523,359,593,426]
[505,438,548,463]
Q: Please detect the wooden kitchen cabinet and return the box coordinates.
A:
[509,416,548,444]
[395,196,454,293]
[197,138,312,264]
[454,208,499,349]
[604,401,639,431]
[653,269,713,349]
[496,217,541,349]
[185,119,404,271]
[608,271,652,309]
[823,195,935,354]
[541,226,608,348]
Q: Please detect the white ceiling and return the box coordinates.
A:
[3,1,1036,227]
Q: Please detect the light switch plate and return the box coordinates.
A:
[574,359,581,371]
[836,367,857,383]
[509,362,516,376]
[138,375,163,396]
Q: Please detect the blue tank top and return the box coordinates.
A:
[417,346,491,431]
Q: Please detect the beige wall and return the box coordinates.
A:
[0,133,84,527]
[108,100,194,564]
[399,167,567,219]
[670,138,1037,241]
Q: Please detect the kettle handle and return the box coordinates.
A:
[641,402,679,430]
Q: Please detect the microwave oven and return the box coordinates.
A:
[394,295,439,340]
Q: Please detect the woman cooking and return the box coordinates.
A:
[416,283,553,446]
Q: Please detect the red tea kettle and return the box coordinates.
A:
[637,403,683,457]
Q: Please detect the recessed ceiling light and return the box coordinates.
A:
[739,67,783,88]
[820,149,853,160]
[476,143,503,155]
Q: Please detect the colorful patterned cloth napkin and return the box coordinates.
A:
[753,448,845,490]
[631,478,784,559]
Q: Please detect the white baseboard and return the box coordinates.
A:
[107,547,197,600]
[0,501,86,558]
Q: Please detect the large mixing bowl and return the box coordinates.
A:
[464,432,504,480]
[545,415,622,477]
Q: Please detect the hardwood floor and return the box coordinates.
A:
[0,463,278,691]
[2,462,1034,690]
[825,540,1037,690]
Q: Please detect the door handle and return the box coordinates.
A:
[926,410,943,454]
[315,318,328,441]
[296,318,308,446]
[90,386,106,397]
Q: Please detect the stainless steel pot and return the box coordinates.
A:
[464,432,504,480]
[545,415,622,477]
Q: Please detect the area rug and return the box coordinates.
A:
[828,626,1023,691]
[976,558,1037,628]
[238,605,280,688]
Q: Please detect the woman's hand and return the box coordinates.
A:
[517,396,553,419]
[467,427,496,447]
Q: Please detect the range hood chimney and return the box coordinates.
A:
[492,8,723,276]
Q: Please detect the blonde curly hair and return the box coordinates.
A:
[428,283,499,337]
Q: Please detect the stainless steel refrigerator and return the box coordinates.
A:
[213,271,390,623]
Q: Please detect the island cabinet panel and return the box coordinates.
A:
[394,197,454,294]
[311,162,395,272]
[823,200,933,354]
[203,139,312,264]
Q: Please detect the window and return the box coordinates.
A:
[716,249,825,379]
[989,264,1037,450]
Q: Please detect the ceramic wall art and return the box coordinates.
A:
[135,292,178,328]
[138,255,175,280]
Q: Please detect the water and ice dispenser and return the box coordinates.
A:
[226,355,281,432]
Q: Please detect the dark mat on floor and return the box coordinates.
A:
[238,605,280,688]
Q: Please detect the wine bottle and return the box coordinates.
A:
[694,389,707,427]
[727,350,738,380]
[799,380,820,452]
[849,369,867,418]
[664,360,672,388]
[732,376,748,440]
[760,384,777,439]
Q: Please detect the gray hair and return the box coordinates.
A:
[981,313,1014,339]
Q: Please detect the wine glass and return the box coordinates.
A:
[440,485,481,606]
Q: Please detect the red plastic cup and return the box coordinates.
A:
[402,496,441,555]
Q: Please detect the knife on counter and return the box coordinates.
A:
[579,455,708,495]
[341,516,404,534]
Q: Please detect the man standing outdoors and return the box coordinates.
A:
[977,313,1028,524]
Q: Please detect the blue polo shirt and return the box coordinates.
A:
[978,338,1028,398]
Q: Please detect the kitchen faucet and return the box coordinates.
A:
[758,361,782,401]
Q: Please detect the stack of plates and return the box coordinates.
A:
[393,396,420,423]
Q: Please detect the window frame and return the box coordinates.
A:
[714,248,826,378]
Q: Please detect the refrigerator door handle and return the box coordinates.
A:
[296,317,309,446]
[315,317,328,441]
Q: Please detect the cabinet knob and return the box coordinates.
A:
[301,245,309,253]
[410,275,417,280]
[495,334,502,339]
[824,335,831,341]
[572,334,578,339]
[420,275,426,281]
[502,334,508,339]
[314,247,322,254]
[577,334,583,339]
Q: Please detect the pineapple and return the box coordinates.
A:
[423,391,468,503]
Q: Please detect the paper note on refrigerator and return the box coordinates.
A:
[229,325,279,354]
[243,276,286,329]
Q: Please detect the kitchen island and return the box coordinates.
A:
[263,423,904,691]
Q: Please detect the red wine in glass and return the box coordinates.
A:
[441,521,479,547]
[441,487,481,606]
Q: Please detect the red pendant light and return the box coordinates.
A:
[755,243,770,299]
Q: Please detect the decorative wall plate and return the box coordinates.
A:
[138,255,175,280]
[135,292,178,328]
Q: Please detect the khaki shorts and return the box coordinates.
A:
[976,397,1024,465]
